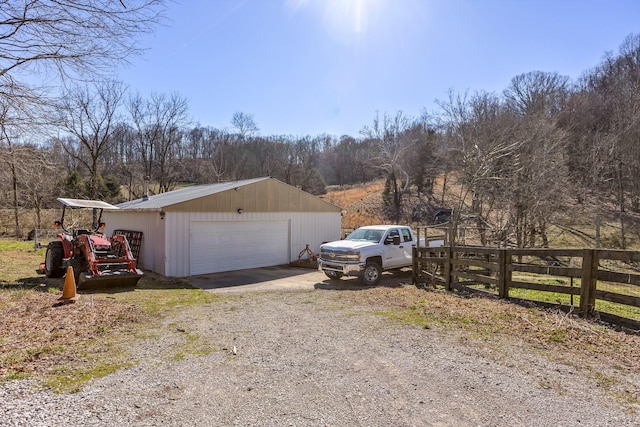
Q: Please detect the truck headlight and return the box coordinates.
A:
[345,251,360,262]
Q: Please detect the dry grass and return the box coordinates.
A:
[0,238,217,390]
[337,284,640,405]
[320,181,386,228]
[0,291,144,383]
[0,238,144,385]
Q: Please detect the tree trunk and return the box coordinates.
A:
[539,219,549,248]
[11,166,21,239]
[618,170,627,249]
[595,197,601,249]
[441,170,449,205]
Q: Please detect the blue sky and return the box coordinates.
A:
[118,0,640,137]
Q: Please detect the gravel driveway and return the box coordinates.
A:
[2,270,639,426]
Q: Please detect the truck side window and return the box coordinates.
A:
[401,228,412,242]
[386,229,401,245]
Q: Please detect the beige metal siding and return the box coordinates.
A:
[103,210,166,275]
[166,179,341,214]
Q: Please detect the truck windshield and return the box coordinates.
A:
[346,229,383,243]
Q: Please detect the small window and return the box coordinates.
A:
[401,228,412,242]
[385,229,400,245]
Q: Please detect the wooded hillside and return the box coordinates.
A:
[2,10,640,249]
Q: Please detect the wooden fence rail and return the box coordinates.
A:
[413,246,640,328]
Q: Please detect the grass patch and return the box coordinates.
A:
[373,308,432,329]
[167,324,215,361]
[44,361,134,394]
[508,287,580,306]
[0,238,48,286]
[104,274,220,316]
[595,300,640,322]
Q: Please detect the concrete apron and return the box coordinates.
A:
[188,266,327,294]
[188,265,413,294]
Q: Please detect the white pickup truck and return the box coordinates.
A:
[318,225,443,286]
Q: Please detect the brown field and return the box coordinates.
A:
[320,181,386,229]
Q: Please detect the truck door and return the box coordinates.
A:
[382,228,405,269]
[399,227,414,265]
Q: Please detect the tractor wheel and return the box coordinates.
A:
[67,258,83,284]
[324,270,343,280]
[45,241,65,278]
[360,262,382,286]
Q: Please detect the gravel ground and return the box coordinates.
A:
[2,284,639,427]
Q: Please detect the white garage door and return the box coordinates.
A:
[190,220,290,275]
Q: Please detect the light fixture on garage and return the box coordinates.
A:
[160,211,165,220]
[237,208,243,214]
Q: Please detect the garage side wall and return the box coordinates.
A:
[164,211,341,277]
[103,211,166,275]
[169,179,341,213]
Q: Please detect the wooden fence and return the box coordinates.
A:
[413,246,640,329]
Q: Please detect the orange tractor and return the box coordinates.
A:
[41,198,143,288]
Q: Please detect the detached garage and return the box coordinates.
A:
[102,177,342,277]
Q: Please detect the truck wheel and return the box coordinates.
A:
[360,262,382,286]
[45,241,65,278]
[324,271,343,280]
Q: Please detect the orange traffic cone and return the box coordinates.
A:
[58,266,79,303]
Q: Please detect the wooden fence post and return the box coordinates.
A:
[579,249,597,316]
[412,246,419,286]
[498,249,511,299]
[444,246,452,291]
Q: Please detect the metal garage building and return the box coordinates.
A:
[102,177,342,277]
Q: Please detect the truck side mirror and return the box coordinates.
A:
[385,236,401,245]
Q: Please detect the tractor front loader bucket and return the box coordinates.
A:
[77,269,144,289]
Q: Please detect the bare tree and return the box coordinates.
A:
[56,80,127,200]
[19,144,61,229]
[231,111,259,139]
[0,101,25,237]
[503,116,569,248]
[564,34,640,248]
[361,111,416,222]
[438,90,522,245]
[503,72,571,247]
[127,92,190,193]
[204,128,231,183]
[0,0,165,90]
[407,113,443,201]
[319,135,379,185]
[0,0,164,220]
[504,71,570,117]
[0,82,51,237]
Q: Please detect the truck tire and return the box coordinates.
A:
[45,241,65,278]
[360,262,382,286]
[324,270,343,280]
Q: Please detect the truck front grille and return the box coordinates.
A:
[320,249,359,263]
